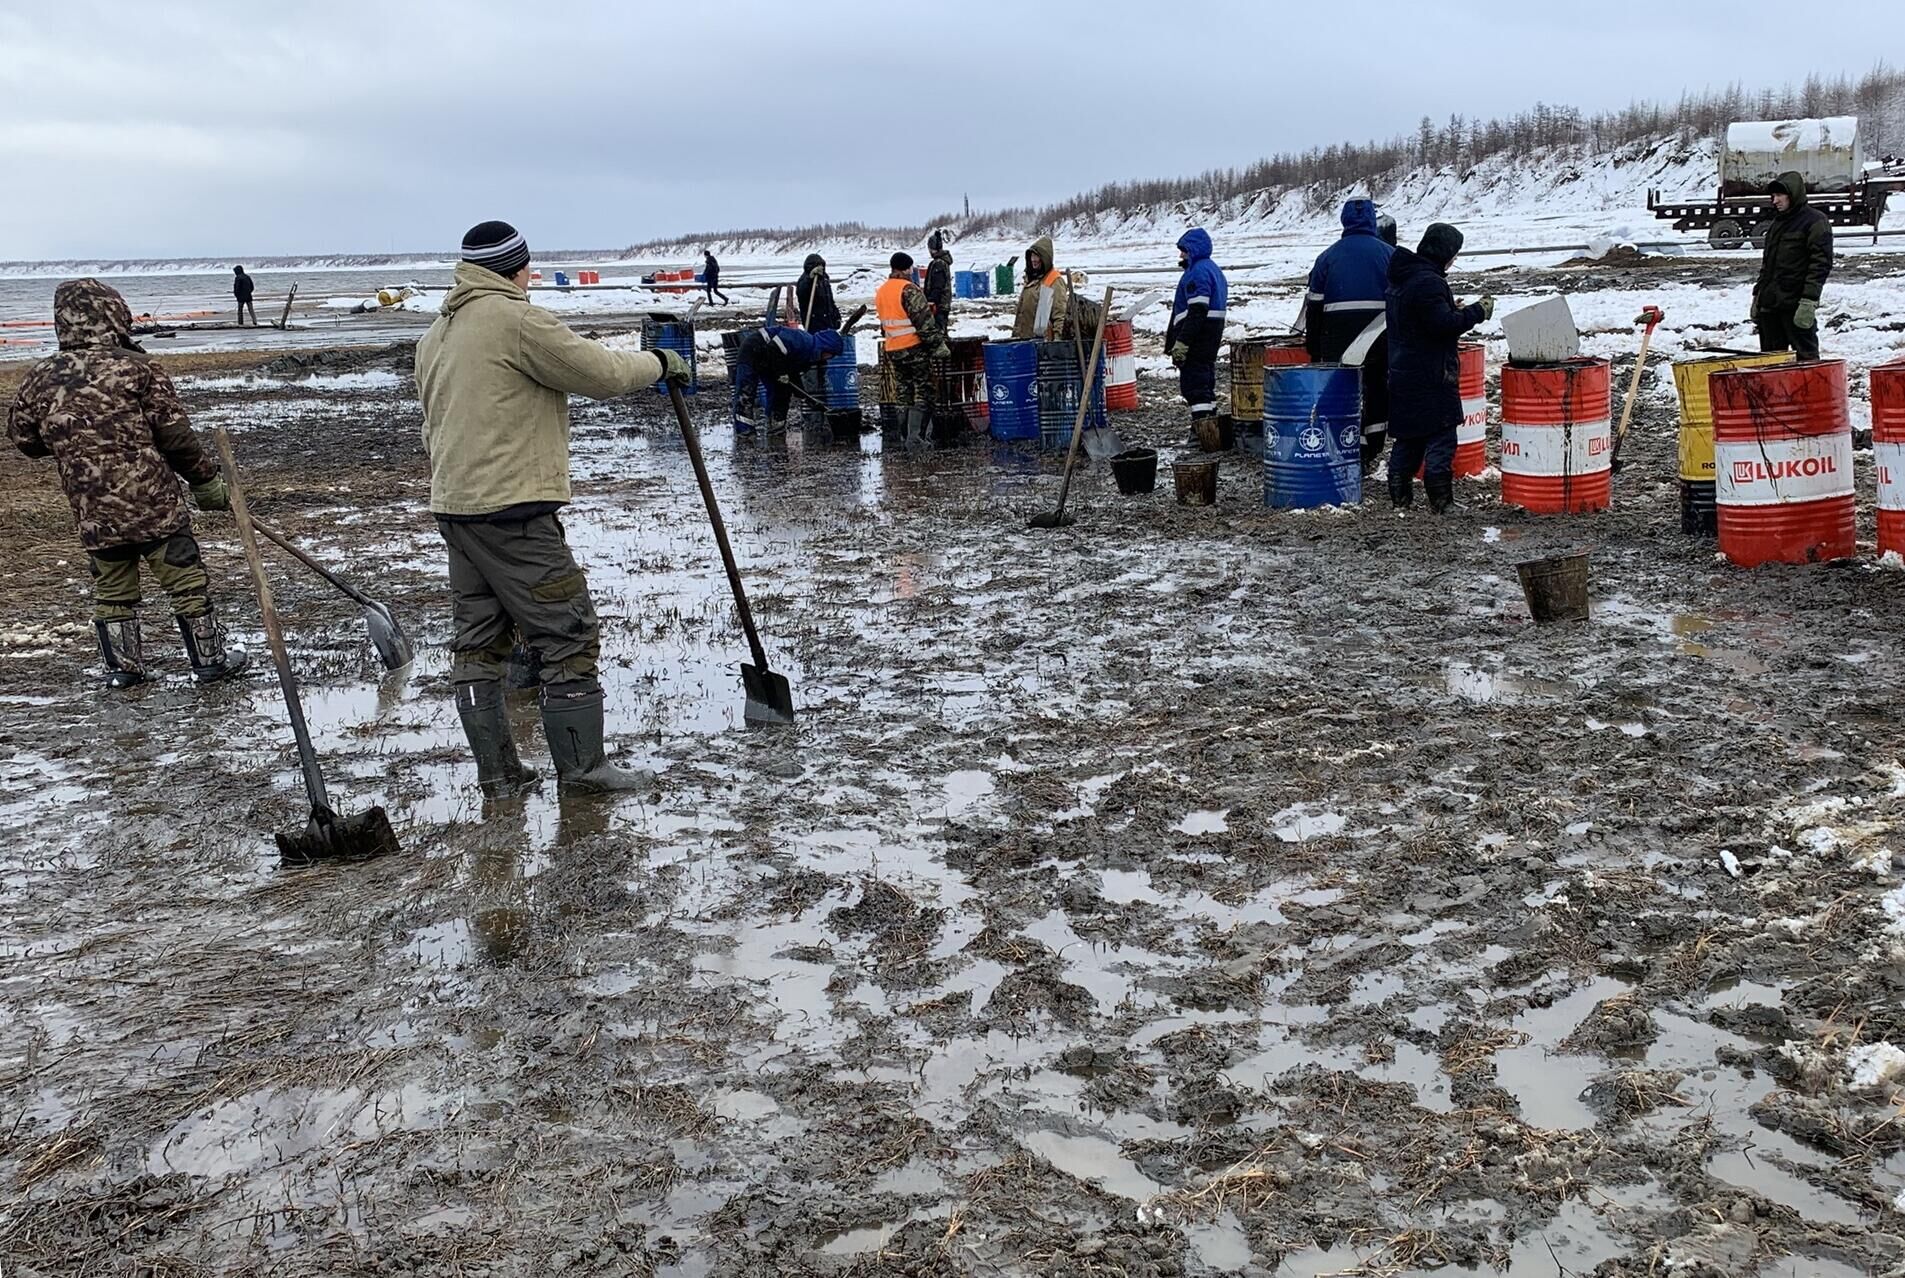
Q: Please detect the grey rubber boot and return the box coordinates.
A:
[903,406,931,450]
[541,689,656,795]
[456,680,539,797]
[95,618,145,689]
[176,611,249,683]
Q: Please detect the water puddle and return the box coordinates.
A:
[1174,809,1231,835]
[1493,975,1631,1129]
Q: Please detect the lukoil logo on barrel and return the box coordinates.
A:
[1730,454,1840,484]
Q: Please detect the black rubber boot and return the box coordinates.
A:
[1426,474,1456,514]
[1388,469,1415,509]
[456,679,539,797]
[176,610,249,683]
[1360,431,1387,478]
[541,689,657,795]
[95,618,145,689]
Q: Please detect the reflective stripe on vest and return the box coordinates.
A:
[1031,268,1061,336]
[876,278,919,351]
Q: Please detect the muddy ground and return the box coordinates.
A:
[6,319,1905,1278]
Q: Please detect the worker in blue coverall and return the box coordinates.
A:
[732,324,845,431]
[1306,197,1397,474]
[1165,228,1228,449]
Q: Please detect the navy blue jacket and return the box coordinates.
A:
[1306,200,1393,360]
[1166,228,1227,357]
[1384,248,1484,441]
[703,254,720,285]
[757,324,842,369]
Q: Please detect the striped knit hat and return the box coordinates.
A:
[461,220,531,278]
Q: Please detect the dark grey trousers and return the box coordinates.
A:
[437,513,600,693]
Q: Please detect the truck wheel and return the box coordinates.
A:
[1749,221,1774,251]
[1708,219,1744,251]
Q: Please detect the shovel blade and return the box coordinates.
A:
[1026,509,1077,530]
[360,601,414,672]
[741,662,796,726]
[277,804,401,868]
[1081,426,1124,461]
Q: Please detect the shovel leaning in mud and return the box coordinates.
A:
[248,519,413,671]
[663,382,797,725]
[1028,286,1114,530]
[213,428,402,866]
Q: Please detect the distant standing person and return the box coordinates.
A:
[1164,228,1228,446]
[415,220,692,797]
[796,253,840,331]
[1752,171,1832,361]
[233,265,257,326]
[702,251,729,306]
[7,279,249,688]
[1384,223,1492,514]
[924,231,954,334]
[876,252,950,449]
[1304,198,1395,474]
[1010,235,1071,341]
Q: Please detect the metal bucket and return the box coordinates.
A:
[1174,458,1219,507]
[1516,552,1591,623]
[1112,447,1158,495]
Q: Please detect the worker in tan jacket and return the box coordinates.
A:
[1010,234,1072,341]
[416,220,690,797]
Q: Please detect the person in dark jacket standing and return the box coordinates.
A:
[1305,198,1395,474]
[1752,171,1832,361]
[1165,228,1227,445]
[233,265,257,326]
[702,251,728,306]
[1384,223,1492,513]
[924,231,955,333]
[795,253,840,331]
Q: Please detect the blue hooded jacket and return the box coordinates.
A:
[1167,228,1227,354]
[1305,199,1395,360]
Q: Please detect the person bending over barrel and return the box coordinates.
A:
[733,323,846,433]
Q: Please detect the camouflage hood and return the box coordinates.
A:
[1027,235,1056,277]
[55,278,139,353]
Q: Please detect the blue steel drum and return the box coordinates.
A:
[646,320,699,396]
[954,270,976,299]
[823,332,861,414]
[972,272,990,299]
[984,340,1041,441]
[1265,364,1362,508]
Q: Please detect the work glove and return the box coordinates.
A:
[1794,298,1818,330]
[657,348,693,385]
[1169,341,1190,365]
[189,475,230,512]
[1476,295,1496,321]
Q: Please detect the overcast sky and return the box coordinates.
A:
[1,0,1899,260]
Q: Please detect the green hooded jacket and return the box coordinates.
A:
[1754,171,1833,313]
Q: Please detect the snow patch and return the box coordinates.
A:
[1847,1042,1905,1091]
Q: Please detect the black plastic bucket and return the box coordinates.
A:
[1112,447,1158,495]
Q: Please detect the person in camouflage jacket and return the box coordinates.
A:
[6,278,248,688]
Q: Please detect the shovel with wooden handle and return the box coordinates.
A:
[1028,287,1114,530]
[213,428,400,867]
[1610,305,1664,473]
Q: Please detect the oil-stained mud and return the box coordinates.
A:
[6,332,1905,1277]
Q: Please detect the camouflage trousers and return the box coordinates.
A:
[889,346,932,408]
[437,513,601,695]
[89,532,211,623]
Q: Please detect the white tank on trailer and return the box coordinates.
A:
[1721,117,1864,196]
